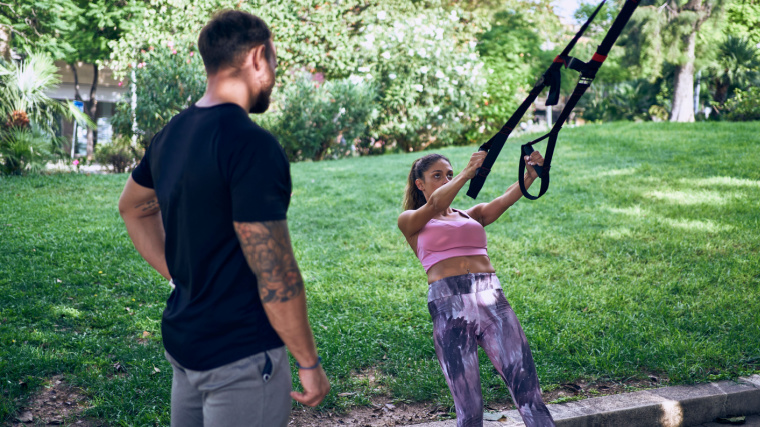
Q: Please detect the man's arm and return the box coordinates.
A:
[118,176,171,280]
[233,220,330,407]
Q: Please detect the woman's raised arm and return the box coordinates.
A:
[398,151,486,239]
[467,151,544,227]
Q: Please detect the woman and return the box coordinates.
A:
[397,150,555,427]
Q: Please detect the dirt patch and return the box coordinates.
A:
[6,376,102,427]
[541,374,666,404]
[288,375,667,426]
[289,397,454,427]
[6,374,665,426]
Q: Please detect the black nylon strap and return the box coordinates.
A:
[466,0,607,200]
[517,0,639,200]
[466,83,544,199]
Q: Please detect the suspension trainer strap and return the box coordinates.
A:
[518,133,554,200]
[517,0,641,200]
[466,84,544,199]
[466,0,607,200]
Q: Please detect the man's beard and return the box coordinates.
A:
[250,85,272,114]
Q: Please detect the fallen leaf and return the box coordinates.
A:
[716,416,746,425]
[483,412,506,421]
[16,411,33,423]
[142,331,151,338]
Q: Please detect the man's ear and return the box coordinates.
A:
[415,178,424,192]
[250,44,268,72]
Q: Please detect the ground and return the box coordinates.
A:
[7,374,664,426]
[6,376,100,427]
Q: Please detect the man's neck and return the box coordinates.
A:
[196,75,254,112]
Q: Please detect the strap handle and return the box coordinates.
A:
[518,126,555,200]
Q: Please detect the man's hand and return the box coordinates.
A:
[233,220,331,406]
[291,366,330,407]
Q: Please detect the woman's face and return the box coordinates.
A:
[416,159,453,198]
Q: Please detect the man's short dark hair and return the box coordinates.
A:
[198,10,272,74]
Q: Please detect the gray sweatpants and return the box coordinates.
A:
[165,347,291,427]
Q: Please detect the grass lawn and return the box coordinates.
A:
[1,121,759,424]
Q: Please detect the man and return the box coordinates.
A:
[118,10,329,426]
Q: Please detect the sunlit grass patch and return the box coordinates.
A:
[606,205,648,216]
[52,306,83,319]
[597,167,638,177]
[681,176,760,188]
[645,189,740,206]
[661,218,733,233]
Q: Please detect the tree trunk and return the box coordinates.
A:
[0,26,10,61]
[69,63,83,157]
[670,31,696,122]
[713,77,730,105]
[70,63,83,101]
[86,64,99,159]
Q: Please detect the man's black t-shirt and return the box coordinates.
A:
[131,103,289,371]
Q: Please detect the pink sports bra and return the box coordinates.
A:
[415,209,488,272]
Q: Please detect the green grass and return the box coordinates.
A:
[1,121,759,424]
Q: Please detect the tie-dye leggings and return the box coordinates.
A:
[427,273,555,427]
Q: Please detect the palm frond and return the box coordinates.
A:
[0,52,92,136]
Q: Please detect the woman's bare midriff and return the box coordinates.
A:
[426,255,495,284]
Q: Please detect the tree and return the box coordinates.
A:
[476,8,543,132]
[63,0,143,158]
[110,0,490,153]
[110,42,206,148]
[709,35,760,106]
[0,25,9,60]
[0,0,78,59]
[0,0,143,157]
[622,0,728,122]
[724,0,760,45]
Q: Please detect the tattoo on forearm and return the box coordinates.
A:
[135,198,160,213]
[233,220,304,304]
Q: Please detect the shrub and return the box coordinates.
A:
[579,79,662,122]
[349,3,487,152]
[719,87,760,121]
[94,137,144,173]
[0,127,60,175]
[111,42,206,147]
[476,10,544,134]
[261,74,378,161]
